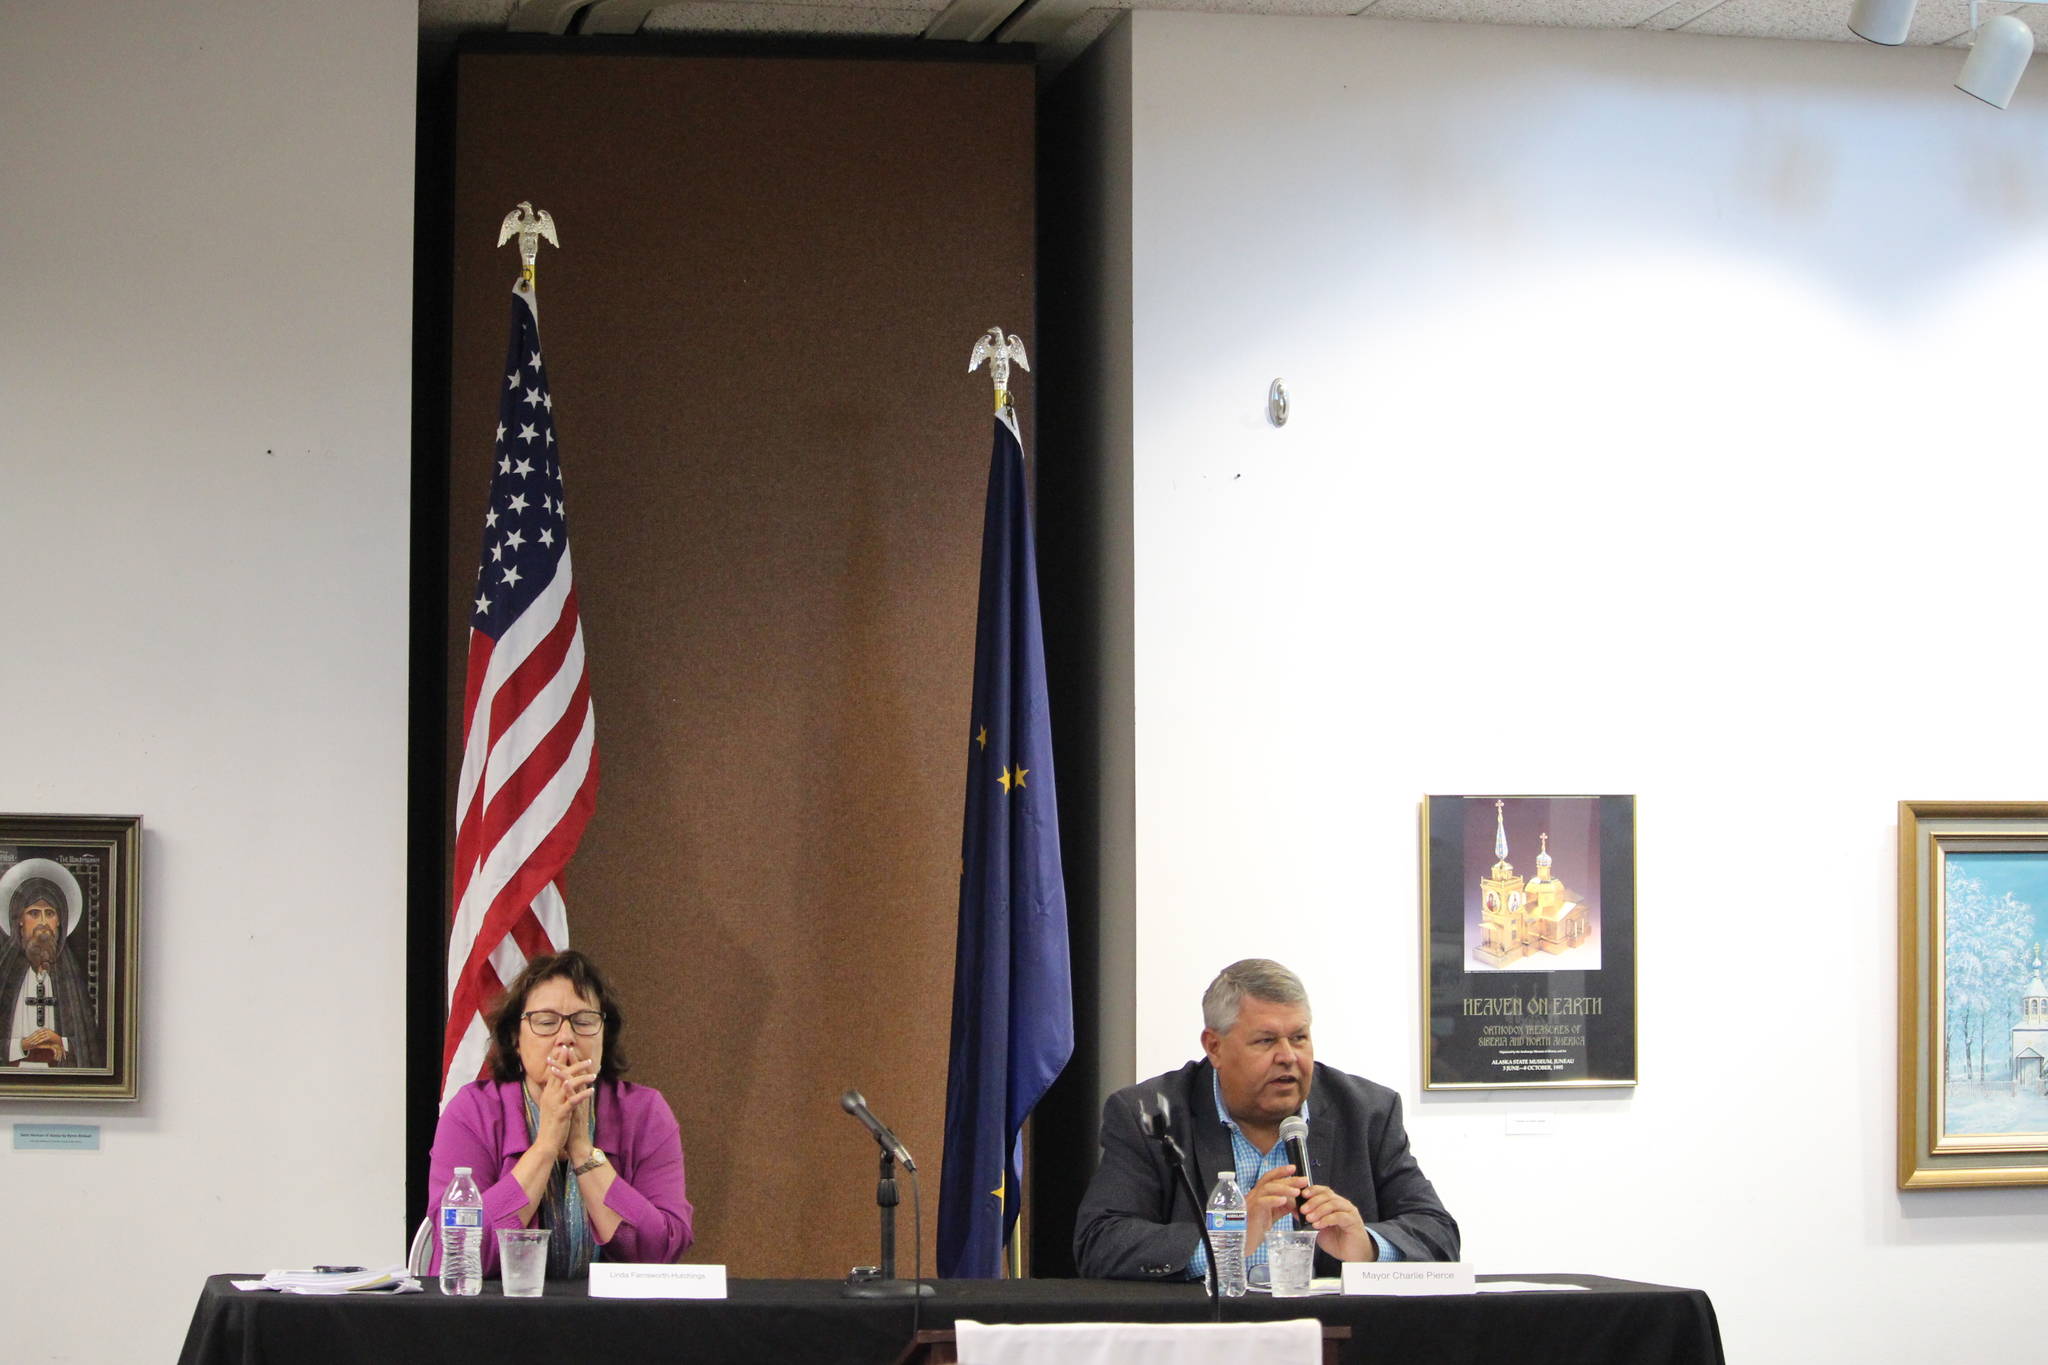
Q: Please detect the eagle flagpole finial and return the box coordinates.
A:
[497,201,559,292]
[968,327,1030,416]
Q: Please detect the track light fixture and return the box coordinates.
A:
[1957,12,2036,107]
[1849,0,1916,45]
[1849,1,2040,107]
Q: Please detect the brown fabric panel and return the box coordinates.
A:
[447,50,1034,1279]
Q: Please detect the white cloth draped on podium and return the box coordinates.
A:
[953,1317,1322,1365]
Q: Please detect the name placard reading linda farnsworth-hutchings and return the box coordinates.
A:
[589,1264,727,1299]
[1341,1262,1475,1296]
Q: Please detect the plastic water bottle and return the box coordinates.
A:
[1205,1170,1248,1298]
[439,1166,484,1296]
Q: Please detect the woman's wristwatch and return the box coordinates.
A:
[570,1148,607,1177]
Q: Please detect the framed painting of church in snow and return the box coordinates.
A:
[1899,801,2048,1188]
[0,814,140,1102]
[1422,795,1637,1089]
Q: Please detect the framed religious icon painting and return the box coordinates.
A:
[0,814,141,1101]
[1422,795,1637,1089]
[1898,801,2048,1189]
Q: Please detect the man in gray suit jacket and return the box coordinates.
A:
[1075,959,1458,1280]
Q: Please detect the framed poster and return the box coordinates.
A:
[0,814,141,1101]
[1422,795,1636,1089]
[1898,800,2048,1188]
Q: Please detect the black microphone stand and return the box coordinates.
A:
[1154,1129,1223,1323]
[844,1144,933,1299]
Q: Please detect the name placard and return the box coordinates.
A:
[1341,1262,1475,1296]
[589,1264,727,1299]
[14,1123,100,1151]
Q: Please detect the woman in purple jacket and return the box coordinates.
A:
[427,951,694,1279]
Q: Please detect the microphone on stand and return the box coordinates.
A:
[1137,1093,1183,1165]
[1139,1094,1222,1321]
[840,1089,917,1171]
[838,1089,933,1301]
[1278,1113,1312,1221]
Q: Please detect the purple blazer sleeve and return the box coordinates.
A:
[598,1082,694,1263]
[425,1081,532,1278]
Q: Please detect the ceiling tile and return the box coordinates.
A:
[641,2,942,34]
[1360,0,1675,28]
[1636,0,1723,31]
[1163,0,1378,14]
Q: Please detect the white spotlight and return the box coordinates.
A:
[1849,0,1917,44]
[1958,14,2036,109]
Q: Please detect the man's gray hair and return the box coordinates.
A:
[1202,959,1311,1035]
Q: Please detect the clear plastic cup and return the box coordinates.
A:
[497,1227,550,1297]
[1268,1227,1318,1297]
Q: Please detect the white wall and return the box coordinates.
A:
[0,2,416,1359]
[1108,13,2048,1361]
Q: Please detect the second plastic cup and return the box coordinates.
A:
[497,1227,550,1297]
[1268,1227,1318,1297]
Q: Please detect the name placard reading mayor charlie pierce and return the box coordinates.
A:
[1422,795,1637,1089]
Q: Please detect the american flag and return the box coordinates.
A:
[440,282,599,1106]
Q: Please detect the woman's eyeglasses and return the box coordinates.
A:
[521,1009,603,1036]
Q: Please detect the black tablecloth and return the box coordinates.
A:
[178,1272,1724,1365]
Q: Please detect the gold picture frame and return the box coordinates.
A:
[0,813,141,1102]
[1899,800,2048,1188]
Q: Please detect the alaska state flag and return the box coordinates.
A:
[936,407,1074,1279]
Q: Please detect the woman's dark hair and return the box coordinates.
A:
[484,950,629,1083]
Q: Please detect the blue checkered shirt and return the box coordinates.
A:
[1187,1069,1398,1281]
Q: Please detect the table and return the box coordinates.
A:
[178,1272,1724,1365]
[903,1322,1353,1365]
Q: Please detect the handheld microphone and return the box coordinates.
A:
[1278,1113,1312,1219]
[840,1089,916,1171]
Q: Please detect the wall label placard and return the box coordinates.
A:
[14,1122,100,1150]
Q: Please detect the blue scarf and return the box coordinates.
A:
[521,1085,600,1279]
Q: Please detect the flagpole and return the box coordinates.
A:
[441,201,590,1106]
[1006,1116,1029,1279]
[989,326,1039,1283]
[940,326,1073,1281]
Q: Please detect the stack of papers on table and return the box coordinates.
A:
[234,1266,421,1294]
